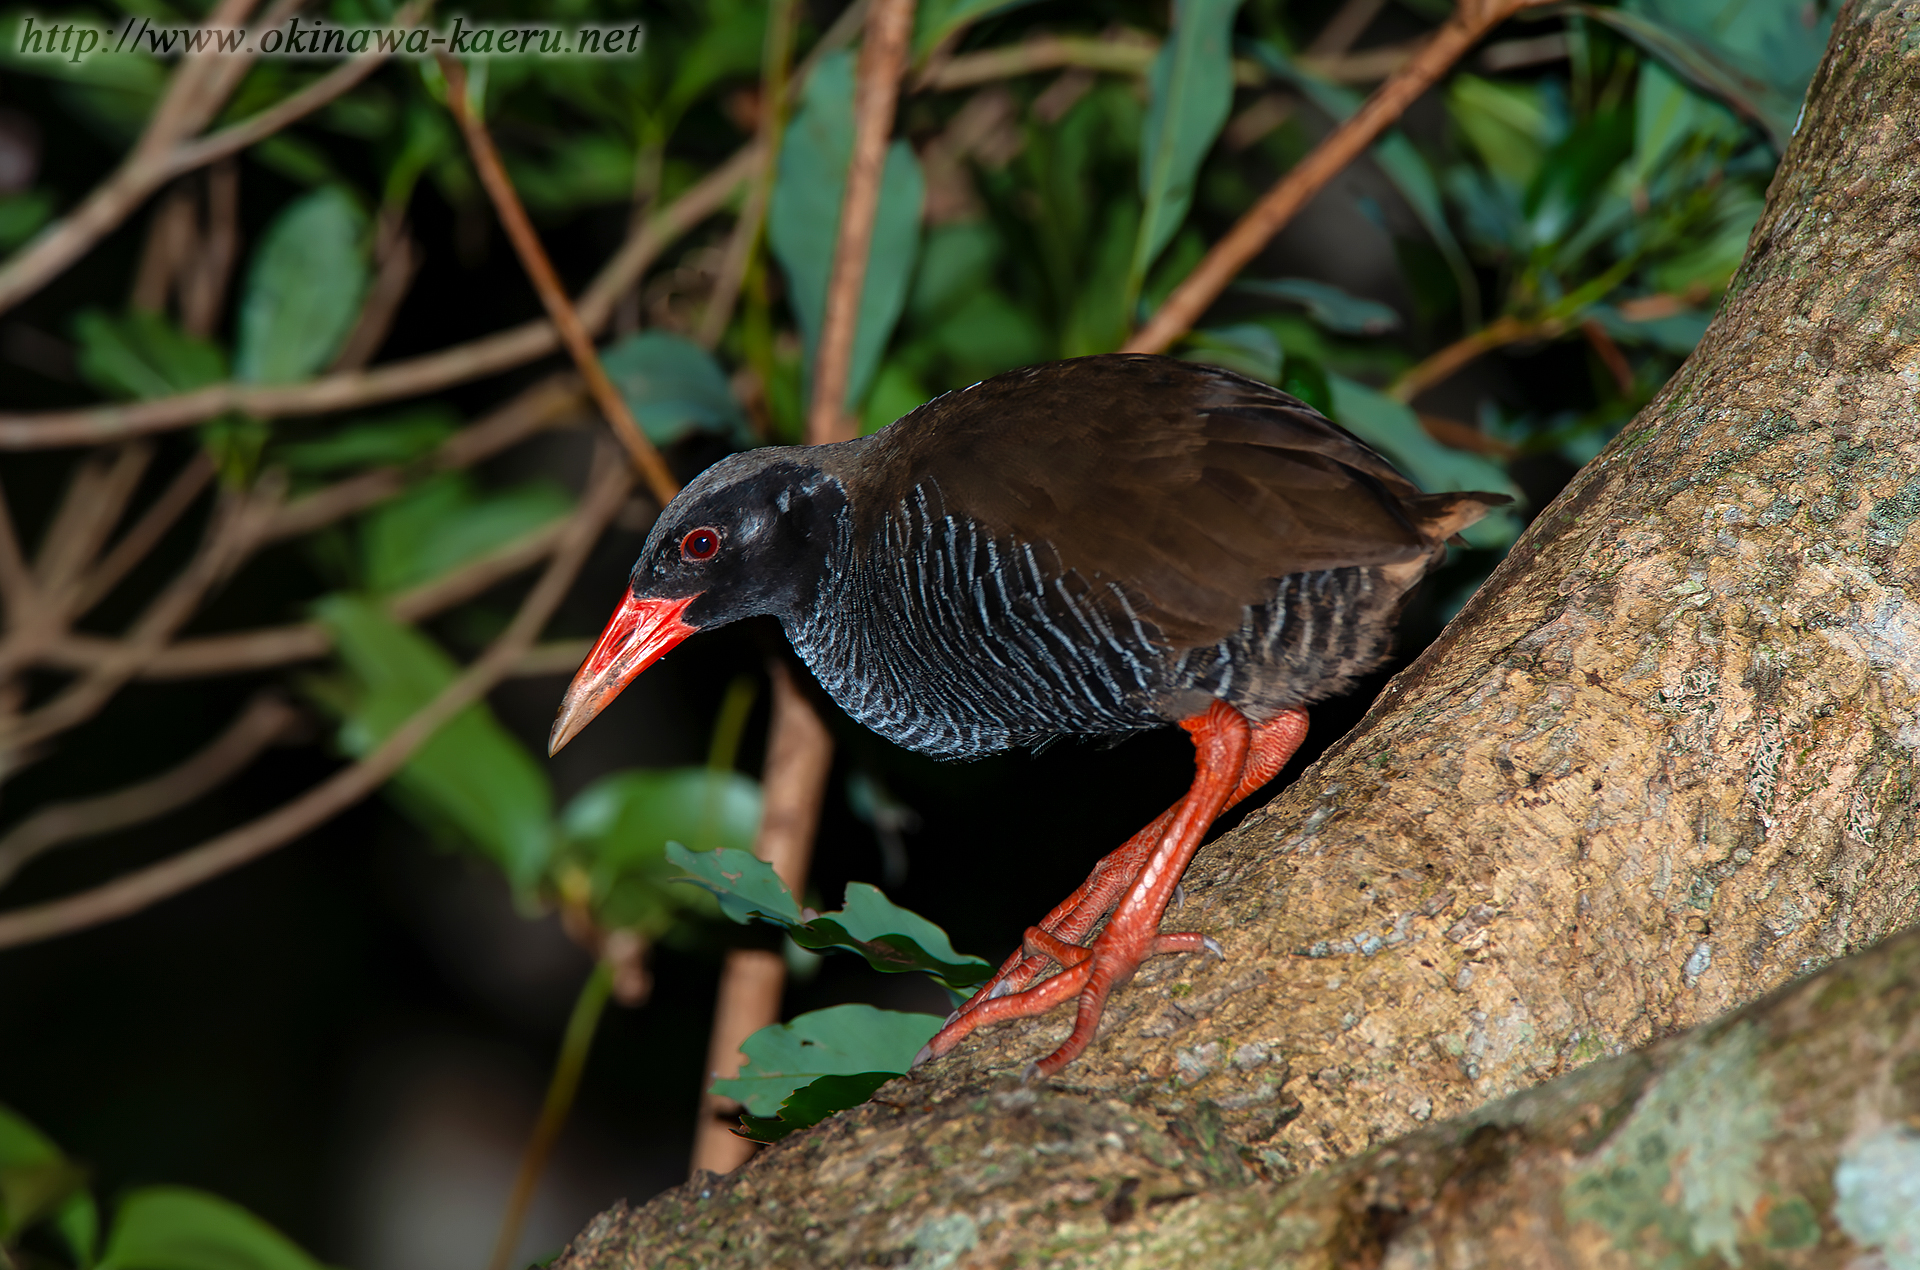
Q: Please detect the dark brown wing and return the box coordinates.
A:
[843,355,1457,647]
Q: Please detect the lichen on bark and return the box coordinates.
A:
[555,0,1920,1262]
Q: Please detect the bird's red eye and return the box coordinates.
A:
[680,527,721,561]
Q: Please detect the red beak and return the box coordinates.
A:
[548,591,700,756]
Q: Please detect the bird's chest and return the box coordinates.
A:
[782,508,1167,758]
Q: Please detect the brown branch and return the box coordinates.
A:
[696,0,800,350]
[328,215,419,373]
[0,145,761,450]
[1387,313,1549,402]
[0,453,634,951]
[917,30,1419,93]
[0,691,299,890]
[4,479,280,756]
[181,160,240,339]
[1124,0,1549,356]
[45,507,586,680]
[0,476,33,613]
[808,0,916,445]
[75,453,215,614]
[438,55,679,507]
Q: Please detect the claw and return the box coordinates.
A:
[912,1043,936,1069]
[1172,883,1186,910]
[1201,934,1225,959]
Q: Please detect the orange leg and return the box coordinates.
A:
[920,704,1308,1076]
[952,707,1309,1015]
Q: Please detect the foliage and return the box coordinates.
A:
[0,0,1829,1219]
[1,1104,330,1270]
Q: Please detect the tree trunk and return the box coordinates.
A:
[557,1,1920,1262]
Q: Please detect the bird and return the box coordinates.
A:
[549,353,1509,1077]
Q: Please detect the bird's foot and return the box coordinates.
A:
[916,924,1224,1074]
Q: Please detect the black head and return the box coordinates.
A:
[548,447,848,754]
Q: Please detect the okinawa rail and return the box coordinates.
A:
[549,353,1508,1077]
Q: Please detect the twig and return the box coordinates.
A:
[0,454,634,951]
[181,160,240,339]
[329,214,419,373]
[1307,0,1389,57]
[46,509,586,680]
[76,453,215,614]
[4,479,279,756]
[696,0,800,349]
[486,960,614,1270]
[129,186,197,313]
[1389,313,1547,402]
[0,146,761,450]
[808,0,916,445]
[0,0,428,318]
[690,659,834,1175]
[0,692,298,890]
[1125,0,1550,355]
[0,477,32,613]
[437,55,679,507]
[1581,318,1635,396]
[917,30,1419,92]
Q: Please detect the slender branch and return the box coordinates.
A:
[438,55,679,506]
[917,30,1422,92]
[809,0,916,445]
[43,510,586,680]
[0,146,759,449]
[76,454,215,614]
[4,480,279,755]
[327,214,419,373]
[0,454,635,951]
[696,0,800,349]
[1124,0,1550,355]
[0,692,298,890]
[487,960,615,1270]
[0,476,33,613]
[1388,313,1546,402]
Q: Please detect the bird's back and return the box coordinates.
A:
[794,355,1503,757]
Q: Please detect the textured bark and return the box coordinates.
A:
[558,1,1920,1263]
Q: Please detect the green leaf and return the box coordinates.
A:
[1448,75,1562,191]
[912,0,1044,58]
[1236,278,1402,335]
[507,135,636,212]
[1327,375,1522,550]
[768,51,925,410]
[359,473,571,595]
[667,845,991,989]
[1524,108,1634,246]
[737,1071,899,1142]
[600,332,751,448]
[0,1103,96,1263]
[710,1005,940,1115]
[666,843,802,925]
[98,1187,328,1270]
[1587,302,1712,355]
[1567,0,1828,149]
[271,406,461,475]
[1628,60,1744,193]
[234,187,369,384]
[859,360,931,436]
[559,769,760,933]
[73,310,228,401]
[1063,198,1140,357]
[1,25,165,141]
[313,596,554,889]
[1131,0,1244,297]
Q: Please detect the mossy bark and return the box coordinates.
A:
[557,1,1920,1263]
